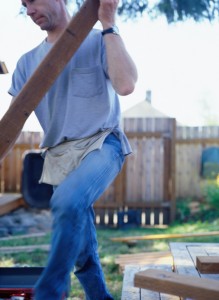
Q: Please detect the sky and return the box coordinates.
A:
[1,0,219,132]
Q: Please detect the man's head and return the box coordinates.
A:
[21,0,70,40]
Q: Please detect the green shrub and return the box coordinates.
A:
[203,179,219,211]
[176,197,192,222]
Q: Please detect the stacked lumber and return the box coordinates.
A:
[0,193,24,216]
[115,251,173,272]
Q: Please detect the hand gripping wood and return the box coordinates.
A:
[0,0,99,162]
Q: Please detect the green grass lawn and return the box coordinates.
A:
[0,219,219,299]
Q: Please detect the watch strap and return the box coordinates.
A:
[102,26,119,36]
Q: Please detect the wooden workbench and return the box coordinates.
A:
[121,242,219,299]
[170,242,219,281]
[121,263,179,300]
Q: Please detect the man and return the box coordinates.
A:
[9,0,137,299]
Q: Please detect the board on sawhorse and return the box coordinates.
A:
[196,256,219,274]
[0,0,99,162]
[134,268,219,300]
[122,264,179,300]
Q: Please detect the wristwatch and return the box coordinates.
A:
[102,25,119,36]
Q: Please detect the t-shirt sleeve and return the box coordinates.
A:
[8,56,27,97]
[101,35,109,79]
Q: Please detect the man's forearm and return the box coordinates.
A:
[103,33,138,96]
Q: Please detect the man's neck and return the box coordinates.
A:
[47,11,71,43]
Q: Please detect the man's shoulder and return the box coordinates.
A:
[20,40,49,61]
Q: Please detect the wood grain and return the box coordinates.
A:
[134,268,219,300]
[196,256,219,274]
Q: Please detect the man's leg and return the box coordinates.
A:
[74,206,113,300]
[34,134,124,300]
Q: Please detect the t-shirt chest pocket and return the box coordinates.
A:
[71,66,104,98]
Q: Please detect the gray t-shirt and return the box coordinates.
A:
[8,29,131,155]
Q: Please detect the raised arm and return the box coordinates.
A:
[98,0,138,96]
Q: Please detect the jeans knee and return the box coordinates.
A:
[51,189,83,222]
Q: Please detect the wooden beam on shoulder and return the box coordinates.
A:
[0,0,99,162]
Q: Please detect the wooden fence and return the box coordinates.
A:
[1,122,219,226]
[120,117,176,225]
[0,132,43,193]
[176,126,219,198]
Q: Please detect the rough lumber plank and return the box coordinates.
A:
[111,231,219,243]
[0,61,8,74]
[186,245,219,281]
[0,0,99,162]
[0,232,48,241]
[121,265,142,300]
[121,264,179,300]
[196,256,219,274]
[0,244,50,253]
[115,251,172,272]
[0,193,24,216]
[170,243,219,281]
[0,193,23,205]
[134,268,219,300]
[170,243,200,277]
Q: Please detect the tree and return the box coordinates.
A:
[72,0,219,23]
[20,1,219,22]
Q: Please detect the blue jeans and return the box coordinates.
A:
[34,134,125,300]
